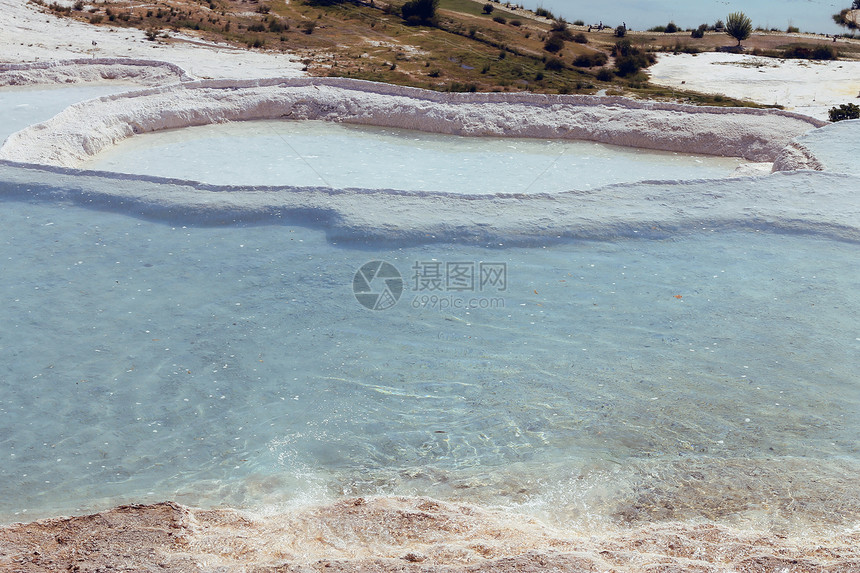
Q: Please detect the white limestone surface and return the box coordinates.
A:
[0,59,192,86]
[649,52,860,122]
[0,78,825,168]
[774,118,860,175]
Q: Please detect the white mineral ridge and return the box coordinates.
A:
[0,59,192,86]
[0,78,825,167]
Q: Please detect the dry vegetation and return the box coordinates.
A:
[33,0,860,106]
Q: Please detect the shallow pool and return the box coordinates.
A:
[83,120,748,192]
[1,197,857,530]
[0,85,133,145]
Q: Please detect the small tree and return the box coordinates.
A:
[401,0,439,25]
[725,11,752,46]
[833,7,859,29]
[829,103,860,121]
[482,2,493,14]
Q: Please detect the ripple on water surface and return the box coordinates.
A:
[0,197,857,532]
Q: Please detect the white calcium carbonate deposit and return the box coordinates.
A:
[649,51,860,121]
[0,58,192,86]
[0,77,827,167]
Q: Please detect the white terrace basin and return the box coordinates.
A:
[83,119,749,192]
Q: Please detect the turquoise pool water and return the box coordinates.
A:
[1,196,857,530]
[83,120,747,192]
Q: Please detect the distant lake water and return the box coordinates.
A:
[515,0,846,35]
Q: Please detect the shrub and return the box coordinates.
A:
[672,41,699,54]
[596,68,613,81]
[714,18,724,30]
[573,54,606,68]
[544,57,564,70]
[612,39,656,76]
[725,11,752,46]
[446,82,477,92]
[828,103,860,121]
[493,15,506,24]
[482,2,493,14]
[573,32,587,43]
[614,24,626,37]
[145,28,159,40]
[572,53,607,67]
[535,6,554,19]
[89,13,103,23]
[786,25,799,33]
[301,20,316,33]
[572,54,592,67]
[551,18,568,31]
[691,24,707,38]
[812,45,837,60]
[510,19,522,26]
[573,19,584,26]
[782,45,837,60]
[49,2,72,13]
[665,21,678,33]
[543,33,565,52]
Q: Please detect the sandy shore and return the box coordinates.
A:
[2,498,859,572]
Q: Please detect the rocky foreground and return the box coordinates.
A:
[2,497,859,572]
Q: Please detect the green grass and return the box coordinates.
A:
[438,0,486,17]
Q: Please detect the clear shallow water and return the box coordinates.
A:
[0,85,132,144]
[1,198,857,530]
[516,0,845,35]
[83,120,747,192]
